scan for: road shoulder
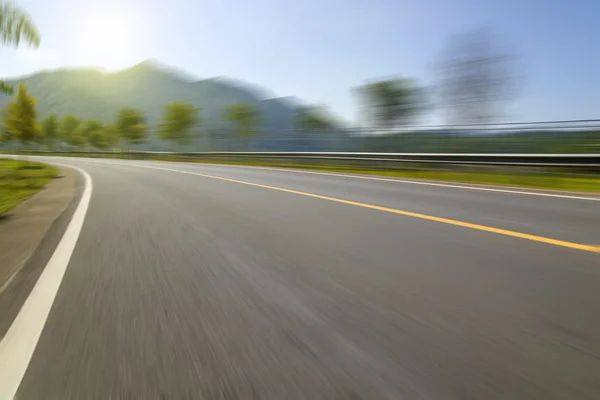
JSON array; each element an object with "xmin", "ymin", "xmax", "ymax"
[{"xmin": 0, "ymin": 166, "xmax": 79, "ymax": 339}]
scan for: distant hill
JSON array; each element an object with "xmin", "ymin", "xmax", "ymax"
[{"xmin": 0, "ymin": 60, "xmax": 332, "ymax": 147}]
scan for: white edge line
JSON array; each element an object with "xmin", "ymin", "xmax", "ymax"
[
  {"xmin": 137, "ymin": 159, "xmax": 600, "ymax": 202},
  {"xmin": 40, "ymin": 156, "xmax": 600, "ymax": 201},
  {"xmin": 0, "ymin": 164, "xmax": 92, "ymax": 400}
]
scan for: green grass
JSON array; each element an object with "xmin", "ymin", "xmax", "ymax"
[{"xmin": 0, "ymin": 159, "xmax": 58, "ymax": 214}]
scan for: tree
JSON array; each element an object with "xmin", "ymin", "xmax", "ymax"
[
  {"xmin": 2, "ymin": 83, "xmax": 40, "ymax": 149},
  {"xmin": 41, "ymin": 114, "xmax": 59, "ymax": 149},
  {"xmin": 89, "ymin": 129, "xmax": 107, "ymax": 150},
  {"xmin": 158, "ymin": 101, "xmax": 201, "ymax": 147},
  {"xmin": 0, "ymin": 2, "xmax": 41, "ymax": 94},
  {"xmin": 102, "ymin": 124, "xmax": 120, "ymax": 151},
  {"xmin": 59, "ymin": 115, "xmax": 82, "ymax": 148},
  {"xmin": 33, "ymin": 123, "xmax": 45, "ymax": 148},
  {"xmin": 70, "ymin": 126, "xmax": 86, "ymax": 148},
  {"xmin": 357, "ymin": 78, "xmax": 425, "ymax": 133},
  {"xmin": 436, "ymin": 28, "xmax": 516, "ymax": 124},
  {"xmin": 115, "ymin": 108, "xmax": 147, "ymax": 148},
  {"xmin": 222, "ymin": 103, "xmax": 259, "ymax": 137},
  {"xmin": 294, "ymin": 106, "xmax": 332, "ymax": 133},
  {"xmin": 82, "ymin": 119, "xmax": 105, "ymax": 149}
]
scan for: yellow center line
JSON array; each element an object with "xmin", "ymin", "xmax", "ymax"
[{"xmin": 135, "ymin": 163, "xmax": 600, "ymax": 254}]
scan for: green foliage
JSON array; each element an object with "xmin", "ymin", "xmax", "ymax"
[
  {"xmin": 82, "ymin": 119, "xmax": 104, "ymax": 134},
  {"xmin": 295, "ymin": 106, "xmax": 332, "ymax": 133},
  {"xmin": 222, "ymin": 103, "xmax": 259, "ymax": 137},
  {"xmin": 357, "ymin": 130, "xmax": 600, "ymax": 154},
  {"xmin": 115, "ymin": 108, "xmax": 147, "ymax": 146},
  {"xmin": 358, "ymin": 78, "xmax": 425, "ymax": 130},
  {"xmin": 102, "ymin": 125, "xmax": 120, "ymax": 149},
  {"xmin": 0, "ymin": 81, "xmax": 13, "ymax": 95},
  {"xmin": 82, "ymin": 119, "xmax": 106, "ymax": 149},
  {"xmin": 41, "ymin": 114, "xmax": 58, "ymax": 147},
  {"xmin": 0, "ymin": 2, "xmax": 40, "ymax": 94},
  {"xmin": 71, "ymin": 127, "xmax": 86, "ymax": 147},
  {"xmin": 89, "ymin": 130, "xmax": 107, "ymax": 149},
  {"xmin": 59, "ymin": 115, "xmax": 82, "ymax": 147},
  {"xmin": 158, "ymin": 101, "xmax": 201, "ymax": 146},
  {"xmin": 0, "ymin": 63, "xmax": 306, "ymax": 143},
  {"xmin": 2, "ymin": 83, "xmax": 40, "ymax": 146}
]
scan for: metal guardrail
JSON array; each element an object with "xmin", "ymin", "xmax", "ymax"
[{"xmin": 18, "ymin": 151, "xmax": 600, "ymax": 168}]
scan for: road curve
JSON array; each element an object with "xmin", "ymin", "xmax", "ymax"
[{"xmin": 6, "ymin": 157, "xmax": 600, "ymax": 399}]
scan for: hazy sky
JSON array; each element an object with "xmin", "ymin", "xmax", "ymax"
[{"xmin": 1, "ymin": 0, "xmax": 598, "ymax": 124}]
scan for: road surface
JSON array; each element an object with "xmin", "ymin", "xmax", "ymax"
[{"xmin": 2, "ymin": 157, "xmax": 600, "ymax": 399}]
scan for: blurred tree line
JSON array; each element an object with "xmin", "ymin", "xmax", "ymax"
[
  {"xmin": 0, "ymin": 83, "xmax": 341, "ymax": 152},
  {"xmin": 355, "ymin": 28, "xmax": 518, "ymax": 131},
  {"xmin": 356, "ymin": 129, "xmax": 600, "ymax": 154}
]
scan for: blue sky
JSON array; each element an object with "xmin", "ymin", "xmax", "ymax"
[{"xmin": 1, "ymin": 0, "xmax": 598, "ymax": 124}]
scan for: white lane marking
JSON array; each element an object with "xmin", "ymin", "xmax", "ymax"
[
  {"xmin": 74, "ymin": 156, "xmax": 599, "ymax": 202},
  {"xmin": 0, "ymin": 164, "xmax": 92, "ymax": 400},
  {"xmin": 37, "ymin": 155, "xmax": 600, "ymax": 201},
  {"xmin": 175, "ymin": 162, "xmax": 600, "ymax": 201}
]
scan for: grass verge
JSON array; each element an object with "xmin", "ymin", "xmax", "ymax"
[{"xmin": 0, "ymin": 159, "xmax": 58, "ymax": 215}]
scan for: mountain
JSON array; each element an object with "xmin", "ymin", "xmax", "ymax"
[{"xmin": 0, "ymin": 60, "xmax": 343, "ymax": 150}]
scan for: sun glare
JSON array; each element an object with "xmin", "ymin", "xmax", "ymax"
[{"xmin": 78, "ymin": 9, "xmax": 138, "ymax": 71}]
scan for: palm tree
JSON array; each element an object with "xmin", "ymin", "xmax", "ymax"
[{"xmin": 0, "ymin": 2, "xmax": 41, "ymax": 94}]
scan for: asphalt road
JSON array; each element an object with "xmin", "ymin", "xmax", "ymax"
[{"xmin": 6, "ymin": 157, "xmax": 600, "ymax": 399}]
